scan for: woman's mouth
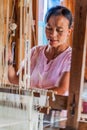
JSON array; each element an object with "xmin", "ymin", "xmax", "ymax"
[{"xmin": 49, "ymin": 39, "xmax": 59, "ymax": 43}]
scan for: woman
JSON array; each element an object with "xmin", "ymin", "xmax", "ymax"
[{"xmin": 8, "ymin": 5, "xmax": 73, "ymax": 96}]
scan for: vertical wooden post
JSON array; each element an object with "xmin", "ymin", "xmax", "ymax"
[
  {"xmin": 32, "ymin": 0, "xmax": 38, "ymax": 46},
  {"xmin": 0, "ymin": 0, "xmax": 4, "ymax": 82},
  {"xmin": 66, "ymin": 0, "xmax": 87, "ymax": 130}
]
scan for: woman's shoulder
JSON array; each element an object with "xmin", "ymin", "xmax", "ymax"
[
  {"xmin": 31, "ymin": 45, "xmax": 46, "ymax": 54},
  {"xmin": 64, "ymin": 46, "xmax": 72, "ymax": 56},
  {"xmin": 59, "ymin": 46, "xmax": 72, "ymax": 62},
  {"xmin": 66, "ymin": 46, "xmax": 72, "ymax": 52}
]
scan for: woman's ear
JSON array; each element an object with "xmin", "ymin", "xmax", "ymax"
[
  {"xmin": 68, "ymin": 25, "xmax": 73, "ymax": 36},
  {"xmin": 70, "ymin": 22, "xmax": 74, "ymax": 32},
  {"xmin": 67, "ymin": 29, "xmax": 72, "ymax": 36}
]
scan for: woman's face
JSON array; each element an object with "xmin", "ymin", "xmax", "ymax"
[{"xmin": 45, "ymin": 15, "xmax": 72, "ymax": 48}]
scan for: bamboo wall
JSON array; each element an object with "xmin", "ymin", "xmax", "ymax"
[
  {"xmin": 61, "ymin": 0, "xmax": 75, "ymax": 46},
  {"xmin": 61, "ymin": 0, "xmax": 75, "ymax": 15}
]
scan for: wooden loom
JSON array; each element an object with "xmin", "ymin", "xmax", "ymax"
[
  {"xmin": 0, "ymin": 0, "xmax": 87, "ymax": 130},
  {"xmin": 0, "ymin": 1, "xmax": 58, "ymax": 130}
]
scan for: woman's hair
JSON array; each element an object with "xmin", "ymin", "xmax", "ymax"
[{"xmin": 44, "ymin": 5, "xmax": 73, "ymax": 28}]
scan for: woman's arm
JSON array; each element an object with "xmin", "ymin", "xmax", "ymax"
[
  {"xmin": 8, "ymin": 46, "xmax": 19, "ymax": 85},
  {"xmin": 8, "ymin": 64, "xmax": 19, "ymax": 85},
  {"xmin": 48, "ymin": 72, "xmax": 70, "ymax": 95}
]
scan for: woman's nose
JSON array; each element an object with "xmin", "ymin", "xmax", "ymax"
[{"xmin": 50, "ymin": 29, "xmax": 58, "ymax": 37}]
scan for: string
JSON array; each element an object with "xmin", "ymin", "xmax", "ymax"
[
  {"xmin": 23, "ymin": 0, "xmax": 33, "ymax": 89},
  {"xmin": 38, "ymin": 90, "xmax": 47, "ymax": 130},
  {"xmin": 19, "ymin": 0, "xmax": 23, "ymax": 88},
  {"xmin": 0, "ymin": 0, "xmax": 4, "ymax": 84}
]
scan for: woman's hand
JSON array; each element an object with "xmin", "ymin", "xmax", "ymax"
[{"xmin": 48, "ymin": 72, "xmax": 70, "ymax": 95}]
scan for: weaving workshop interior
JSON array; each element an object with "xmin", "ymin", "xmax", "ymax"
[{"xmin": 0, "ymin": 0, "xmax": 87, "ymax": 130}]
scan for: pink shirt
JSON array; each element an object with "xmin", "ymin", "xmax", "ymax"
[{"xmin": 30, "ymin": 45, "xmax": 72, "ymax": 93}]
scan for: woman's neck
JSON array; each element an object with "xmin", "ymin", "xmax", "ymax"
[{"xmin": 45, "ymin": 44, "xmax": 69, "ymax": 63}]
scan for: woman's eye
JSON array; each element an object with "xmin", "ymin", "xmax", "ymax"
[
  {"xmin": 56, "ymin": 29, "xmax": 63, "ymax": 33},
  {"xmin": 48, "ymin": 28, "xmax": 52, "ymax": 31},
  {"xmin": 46, "ymin": 26, "xmax": 52, "ymax": 31}
]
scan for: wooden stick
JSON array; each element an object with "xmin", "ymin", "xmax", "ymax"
[
  {"xmin": 19, "ymin": 0, "xmax": 23, "ymax": 87},
  {"xmin": 3, "ymin": 0, "xmax": 9, "ymax": 84},
  {"xmin": 0, "ymin": 0, "xmax": 4, "ymax": 83}
]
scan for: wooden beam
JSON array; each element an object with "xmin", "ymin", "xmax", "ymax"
[
  {"xmin": 32, "ymin": 0, "xmax": 38, "ymax": 46},
  {"xmin": 66, "ymin": 0, "xmax": 87, "ymax": 130},
  {"xmin": 49, "ymin": 95, "xmax": 68, "ymax": 110},
  {"xmin": 0, "ymin": 85, "xmax": 68, "ymax": 110},
  {"xmin": 78, "ymin": 122, "xmax": 87, "ymax": 130}
]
